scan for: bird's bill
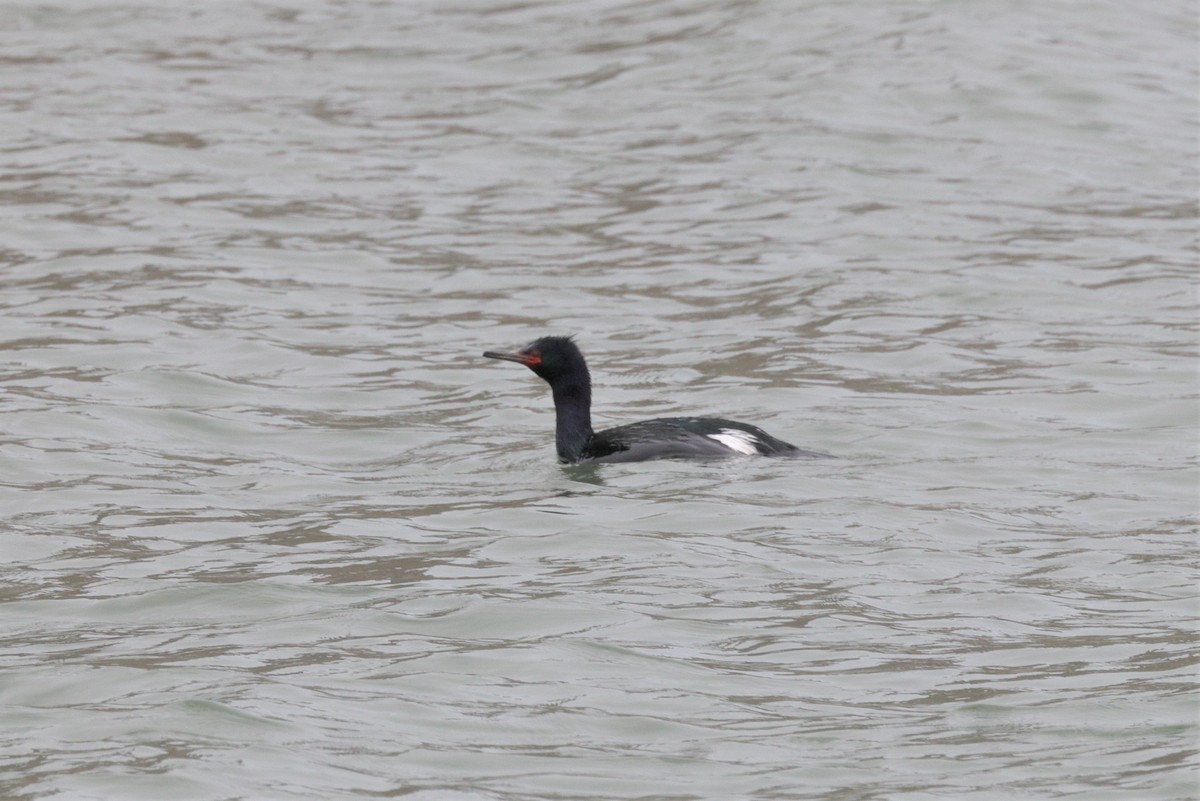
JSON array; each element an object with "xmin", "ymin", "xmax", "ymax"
[{"xmin": 483, "ymin": 350, "xmax": 541, "ymax": 366}]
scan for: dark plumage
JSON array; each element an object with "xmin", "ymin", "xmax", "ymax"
[{"xmin": 482, "ymin": 335, "xmax": 830, "ymax": 464}]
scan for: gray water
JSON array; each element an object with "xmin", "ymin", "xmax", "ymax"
[{"xmin": 1, "ymin": 1, "xmax": 1196, "ymax": 799}]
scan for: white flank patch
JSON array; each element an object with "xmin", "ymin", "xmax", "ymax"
[{"xmin": 707, "ymin": 428, "xmax": 760, "ymax": 455}]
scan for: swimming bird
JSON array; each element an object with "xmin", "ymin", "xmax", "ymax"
[{"xmin": 482, "ymin": 335, "xmax": 829, "ymax": 464}]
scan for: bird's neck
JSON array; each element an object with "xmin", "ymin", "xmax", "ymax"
[{"xmin": 551, "ymin": 380, "xmax": 593, "ymax": 463}]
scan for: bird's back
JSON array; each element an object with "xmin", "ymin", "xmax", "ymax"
[{"xmin": 577, "ymin": 417, "xmax": 830, "ymax": 464}]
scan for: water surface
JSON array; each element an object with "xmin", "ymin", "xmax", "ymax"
[{"xmin": 1, "ymin": 1, "xmax": 1196, "ymax": 799}]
